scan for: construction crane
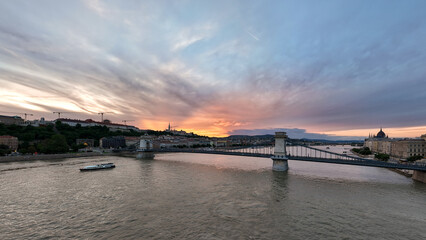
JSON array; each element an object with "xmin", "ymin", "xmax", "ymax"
[
  {"xmin": 1, "ymin": 112, "xmax": 33, "ymax": 121},
  {"xmin": 122, "ymin": 120, "xmax": 135, "ymax": 126},
  {"xmin": 53, "ymin": 112, "xmax": 75, "ymax": 119},
  {"xmin": 98, "ymin": 112, "xmax": 113, "ymax": 122}
]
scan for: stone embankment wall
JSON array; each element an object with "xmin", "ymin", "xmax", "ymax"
[
  {"xmin": 412, "ymin": 170, "xmax": 426, "ymax": 183},
  {"xmin": 0, "ymin": 152, "xmax": 111, "ymax": 163}
]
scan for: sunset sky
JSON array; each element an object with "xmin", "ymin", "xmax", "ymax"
[{"xmin": 1, "ymin": 0, "xmax": 426, "ymax": 139}]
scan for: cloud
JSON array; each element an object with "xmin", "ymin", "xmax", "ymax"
[
  {"xmin": 0, "ymin": 0, "xmax": 426, "ymax": 137},
  {"xmin": 84, "ymin": 0, "xmax": 108, "ymax": 16}
]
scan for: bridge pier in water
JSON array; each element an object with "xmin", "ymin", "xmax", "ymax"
[
  {"xmin": 271, "ymin": 132, "xmax": 289, "ymax": 171},
  {"xmin": 136, "ymin": 135, "xmax": 155, "ymax": 160}
]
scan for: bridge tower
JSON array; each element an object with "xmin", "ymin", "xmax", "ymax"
[
  {"xmin": 136, "ymin": 134, "xmax": 155, "ymax": 159},
  {"xmin": 271, "ymin": 132, "xmax": 289, "ymax": 171}
]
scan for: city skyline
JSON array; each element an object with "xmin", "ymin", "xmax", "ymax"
[{"xmin": 1, "ymin": 0, "xmax": 426, "ymax": 138}]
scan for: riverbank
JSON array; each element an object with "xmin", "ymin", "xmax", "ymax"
[
  {"xmin": 0, "ymin": 152, "xmax": 114, "ymax": 163},
  {"xmin": 350, "ymin": 149, "xmax": 416, "ymax": 178},
  {"xmin": 350, "ymin": 149, "xmax": 373, "ymax": 159}
]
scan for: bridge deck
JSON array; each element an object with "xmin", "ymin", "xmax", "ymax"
[{"xmin": 154, "ymin": 148, "xmax": 426, "ymax": 171}]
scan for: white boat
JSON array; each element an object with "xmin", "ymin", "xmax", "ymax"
[{"xmin": 80, "ymin": 163, "xmax": 115, "ymax": 171}]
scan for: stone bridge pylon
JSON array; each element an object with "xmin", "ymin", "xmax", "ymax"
[
  {"xmin": 271, "ymin": 132, "xmax": 289, "ymax": 171},
  {"xmin": 136, "ymin": 134, "xmax": 155, "ymax": 159}
]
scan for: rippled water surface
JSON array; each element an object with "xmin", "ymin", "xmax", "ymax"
[{"xmin": 1, "ymin": 151, "xmax": 426, "ymax": 239}]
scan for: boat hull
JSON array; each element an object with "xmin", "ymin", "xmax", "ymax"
[
  {"xmin": 80, "ymin": 163, "xmax": 115, "ymax": 171},
  {"xmin": 80, "ymin": 166, "xmax": 115, "ymax": 171}
]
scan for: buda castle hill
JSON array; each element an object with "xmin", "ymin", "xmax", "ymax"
[{"xmin": 365, "ymin": 128, "xmax": 426, "ymax": 159}]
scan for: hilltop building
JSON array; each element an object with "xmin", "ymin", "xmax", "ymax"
[
  {"xmin": 56, "ymin": 118, "xmax": 140, "ymax": 132},
  {"xmin": 0, "ymin": 115, "xmax": 24, "ymax": 125},
  {"xmin": 164, "ymin": 122, "xmax": 194, "ymax": 136},
  {"xmin": 28, "ymin": 117, "xmax": 53, "ymax": 127},
  {"xmin": 364, "ymin": 128, "xmax": 426, "ymax": 159}
]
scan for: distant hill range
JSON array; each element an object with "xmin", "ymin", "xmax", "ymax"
[{"xmin": 227, "ymin": 134, "xmax": 363, "ymax": 144}]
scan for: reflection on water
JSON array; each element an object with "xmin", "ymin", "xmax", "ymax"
[{"xmin": 1, "ymin": 153, "xmax": 425, "ymax": 239}]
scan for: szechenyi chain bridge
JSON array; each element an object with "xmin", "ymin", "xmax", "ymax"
[{"xmin": 136, "ymin": 132, "xmax": 426, "ymax": 182}]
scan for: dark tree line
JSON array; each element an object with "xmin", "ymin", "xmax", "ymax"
[
  {"xmin": 352, "ymin": 147, "xmax": 372, "ymax": 155},
  {"xmin": 0, "ymin": 122, "xmax": 142, "ymax": 154},
  {"xmin": 0, "ymin": 121, "xmax": 205, "ymax": 154}
]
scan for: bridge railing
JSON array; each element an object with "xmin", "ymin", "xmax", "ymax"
[
  {"xmin": 154, "ymin": 145, "xmax": 275, "ymax": 156},
  {"xmin": 148, "ymin": 145, "xmax": 426, "ymax": 170},
  {"xmin": 286, "ymin": 144, "xmax": 426, "ymax": 169},
  {"xmin": 287, "ymin": 145, "xmax": 365, "ymax": 161}
]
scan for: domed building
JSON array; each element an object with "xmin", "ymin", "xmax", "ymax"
[
  {"xmin": 376, "ymin": 128, "xmax": 386, "ymax": 138},
  {"xmin": 365, "ymin": 128, "xmax": 391, "ymax": 154},
  {"xmin": 367, "ymin": 127, "xmax": 388, "ymax": 139},
  {"xmin": 365, "ymin": 128, "xmax": 426, "ymax": 160}
]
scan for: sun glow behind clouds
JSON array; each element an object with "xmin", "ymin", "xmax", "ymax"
[{"xmin": 0, "ymin": 83, "xmax": 82, "ymax": 112}]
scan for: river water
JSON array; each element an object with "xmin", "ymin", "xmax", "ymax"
[{"xmin": 1, "ymin": 149, "xmax": 425, "ymax": 239}]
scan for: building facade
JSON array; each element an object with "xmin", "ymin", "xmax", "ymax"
[
  {"xmin": 100, "ymin": 136, "xmax": 126, "ymax": 149},
  {"xmin": 391, "ymin": 139, "xmax": 426, "ymax": 159},
  {"xmin": 0, "ymin": 135, "xmax": 19, "ymax": 151},
  {"xmin": 364, "ymin": 129, "xmax": 426, "ymax": 159},
  {"xmin": 124, "ymin": 136, "xmax": 140, "ymax": 147}
]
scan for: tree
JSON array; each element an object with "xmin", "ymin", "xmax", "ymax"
[
  {"xmin": 0, "ymin": 144, "xmax": 11, "ymax": 156},
  {"xmin": 352, "ymin": 147, "xmax": 372, "ymax": 155},
  {"xmin": 71, "ymin": 143, "xmax": 86, "ymax": 152},
  {"xmin": 375, "ymin": 153, "xmax": 390, "ymax": 161},
  {"xmin": 407, "ymin": 155, "xmax": 423, "ymax": 162},
  {"xmin": 38, "ymin": 134, "xmax": 69, "ymax": 154}
]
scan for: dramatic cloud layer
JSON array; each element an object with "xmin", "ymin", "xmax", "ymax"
[{"xmin": 1, "ymin": 0, "xmax": 426, "ymax": 138}]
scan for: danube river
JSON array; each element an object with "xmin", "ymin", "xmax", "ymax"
[{"xmin": 1, "ymin": 150, "xmax": 426, "ymax": 239}]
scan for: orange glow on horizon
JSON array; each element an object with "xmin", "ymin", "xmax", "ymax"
[
  {"xmin": 139, "ymin": 118, "xmax": 231, "ymax": 137},
  {"xmin": 140, "ymin": 118, "xmax": 426, "ymax": 139}
]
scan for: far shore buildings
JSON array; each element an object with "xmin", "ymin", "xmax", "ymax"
[
  {"xmin": 100, "ymin": 136, "xmax": 126, "ymax": 149},
  {"xmin": 364, "ymin": 128, "xmax": 426, "ymax": 159}
]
